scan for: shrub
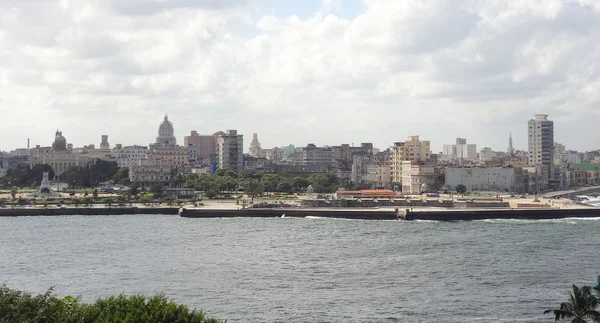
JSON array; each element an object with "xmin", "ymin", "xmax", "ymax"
[{"xmin": 0, "ymin": 286, "xmax": 222, "ymax": 323}]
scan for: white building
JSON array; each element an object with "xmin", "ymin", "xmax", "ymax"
[
  {"xmin": 302, "ymin": 144, "xmax": 333, "ymax": 166},
  {"xmin": 217, "ymin": 130, "xmax": 244, "ymax": 171},
  {"xmin": 442, "ymin": 138, "xmax": 477, "ymax": 162},
  {"xmin": 264, "ymin": 147, "xmax": 284, "ymax": 163},
  {"xmin": 117, "ymin": 146, "xmax": 149, "ymax": 168},
  {"xmin": 444, "ymin": 167, "xmax": 525, "ymax": 193},
  {"xmin": 479, "ymin": 147, "xmax": 495, "ymax": 162},
  {"xmin": 528, "ymin": 114, "xmax": 554, "ymax": 188},
  {"xmin": 528, "ymin": 114, "xmax": 554, "ymax": 167}
]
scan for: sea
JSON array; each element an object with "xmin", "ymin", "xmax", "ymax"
[{"xmin": 1, "ymin": 214, "xmax": 599, "ymax": 323}]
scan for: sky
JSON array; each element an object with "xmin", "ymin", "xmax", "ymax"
[{"xmin": 1, "ymin": 0, "xmax": 600, "ymax": 153}]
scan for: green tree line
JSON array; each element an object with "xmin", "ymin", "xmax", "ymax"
[
  {"xmin": 183, "ymin": 169, "xmax": 369, "ymax": 198},
  {"xmin": 0, "ymin": 285, "xmax": 221, "ymax": 323}
]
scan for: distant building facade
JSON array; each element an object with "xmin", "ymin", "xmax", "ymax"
[
  {"xmin": 391, "ymin": 136, "xmax": 432, "ymax": 189},
  {"xmin": 528, "ymin": 114, "xmax": 554, "ymax": 189},
  {"xmin": 217, "ymin": 130, "xmax": 244, "ymax": 171}
]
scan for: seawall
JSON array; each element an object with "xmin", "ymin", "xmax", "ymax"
[
  {"xmin": 179, "ymin": 208, "xmax": 400, "ymax": 220},
  {"xmin": 0, "ymin": 207, "xmax": 180, "ymax": 217},
  {"xmin": 403, "ymin": 208, "xmax": 600, "ymax": 221}
]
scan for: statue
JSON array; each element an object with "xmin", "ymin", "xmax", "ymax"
[{"xmin": 33, "ymin": 172, "xmax": 61, "ymax": 198}]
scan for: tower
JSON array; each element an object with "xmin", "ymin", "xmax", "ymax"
[
  {"xmin": 508, "ymin": 133, "xmax": 514, "ymax": 155},
  {"xmin": 100, "ymin": 135, "xmax": 110, "ymax": 150},
  {"xmin": 249, "ymin": 133, "xmax": 261, "ymax": 157}
]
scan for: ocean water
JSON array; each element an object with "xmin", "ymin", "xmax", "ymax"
[{"xmin": 1, "ymin": 215, "xmax": 599, "ymax": 322}]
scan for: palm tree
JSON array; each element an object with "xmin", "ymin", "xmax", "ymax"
[{"xmin": 545, "ymin": 284, "xmax": 600, "ymax": 322}]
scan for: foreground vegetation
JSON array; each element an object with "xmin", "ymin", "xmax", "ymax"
[
  {"xmin": 0, "ymin": 286, "xmax": 222, "ymax": 323},
  {"xmin": 545, "ymin": 284, "xmax": 600, "ymax": 322}
]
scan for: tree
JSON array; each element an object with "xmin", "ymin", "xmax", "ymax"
[
  {"xmin": 291, "ymin": 177, "xmax": 309, "ymax": 192},
  {"xmin": 113, "ymin": 167, "xmax": 130, "ymax": 185},
  {"xmin": 129, "ymin": 183, "xmax": 140, "ymax": 197},
  {"xmin": 204, "ymin": 188, "xmax": 219, "ymax": 199},
  {"xmin": 72, "ymin": 198, "xmax": 81, "ymax": 208},
  {"xmin": 276, "ymin": 181, "xmax": 293, "ymax": 194},
  {"xmin": 104, "ymin": 197, "xmax": 115, "ymax": 208},
  {"xmin": 0, "ymin": 286, "xmax": 222, "ymax": 323},
  {"xmin": 260, "ymin": 174, "xmax": 281, "ymax": 192},
  {"xmin": 239, "ymin": 169, "xmax": 262, "ymax": 180},
  {"xmin": 150, "ymin": 184, "xmax": 164, "ymax": 198},
  {"xmin": 455, "ymin": 184, "xmax": 467, "ymax": 195},
  {"xmin": 84, "ymin": 197, "xmax": 94, "ymax": 207},
  {"xmin": 244, "ymin": 179, "xmax": 264, "ymax": 203},
  {"xmin": 544, "ymin": 284, "xmax": 600, "ymax": 323}
]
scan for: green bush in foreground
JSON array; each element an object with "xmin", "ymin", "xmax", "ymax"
[{"xmin": 0, "ymin": 285, "xmax": 223, "ymax": 323}]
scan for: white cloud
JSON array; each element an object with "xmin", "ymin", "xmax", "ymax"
[{"xmin": 0, "ymin": 0, "xmax": 599, "ymax": 153}]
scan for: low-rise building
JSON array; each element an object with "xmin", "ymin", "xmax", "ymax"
[
  {"xmin": 444, "ymin": 166, "xmax": 527, "ymax": 193},
  {"xmin": 401, "ymin": 161, "xmax": 436, "ymax": 194}
]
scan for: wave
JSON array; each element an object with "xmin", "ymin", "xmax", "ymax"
[{"xmin": 477, "ymin": 217, "xmax": 600, "ymax": 224}]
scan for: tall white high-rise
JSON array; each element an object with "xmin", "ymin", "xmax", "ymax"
[{"xmin": 527, "ymin": 114, "xmax": 554, "ymax": 167}]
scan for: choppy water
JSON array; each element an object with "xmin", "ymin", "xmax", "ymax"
[{"xmin": 1, "ymin": 215, "xmax": 599, "ymax": 322}]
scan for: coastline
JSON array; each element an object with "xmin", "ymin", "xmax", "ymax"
[{"xmin": 1, "ymin": 197, "xmax": 598, "ymax": 221}]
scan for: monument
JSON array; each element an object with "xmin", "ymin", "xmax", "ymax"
[{"xmin": 33, "ymin": 172, "xmax": 61, "ymax": 198}]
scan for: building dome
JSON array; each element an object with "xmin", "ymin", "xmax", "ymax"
[
  {"xmin": 156, "ymin": 115, "xmax": 177, "ymax": 146},
  {"xmin": 159, "ymin": 115, "xmax": 174, "ymax": 137},
  {"xmin": 52, "ymin": 130, "xmax": 67, "ymax": 151}
]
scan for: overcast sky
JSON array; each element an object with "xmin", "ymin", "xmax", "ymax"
[{"xmin": 1, "ymin": 0, "xmax": 599, "ymax": 153}]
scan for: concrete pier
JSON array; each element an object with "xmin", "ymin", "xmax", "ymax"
[
  {"xmin": 0, "ymin": 207, "xmax": 179, "ymax": 217},
  {"xmin": 402, "ymin": 208, "xmax": 600, "ymax": 221},
  {"xmin": 179, "ymin": 208, "xmax": 400, "ymax": 220}
]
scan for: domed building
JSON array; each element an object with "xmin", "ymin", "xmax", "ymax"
[
  {"xmin": 156, "ymin": 115, "xmax": 177, "ymax": 147},
  {"xmin": 29, "ymin": 130, "xmax": 93, "ymax": 177},
  {"xmin": 52, "ymin": 130, "xmax": 68, "ymax": 151},
  {"xmin": 129, "ymin": 115, "xmax": 191, "ymax": 189}
]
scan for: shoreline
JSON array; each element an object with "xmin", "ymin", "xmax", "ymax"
[{"xmin": 1, "ymin": 205, "xmax": 599, "ymax": 221}]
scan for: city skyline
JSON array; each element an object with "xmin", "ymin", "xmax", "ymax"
[
  {"xmin": 1, "ymin": 1, "xmax": 600, "ymax": 151},
  {"xmin": 0, "ymin": 113, "xmax": 588, "ymax": 155}
]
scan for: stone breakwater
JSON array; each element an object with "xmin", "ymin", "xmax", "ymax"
[
  {"xmin": 179, "ymin": 208, "xmax": 400, "ymax": 220},
  {"xmin": 2, "ymin": 205, "xmax": 599, "ymax": 221},
  {"xmin": 402, "ymin": 208, "xmax": 600, "ymax": 221},
  {"xmin": 0, "ymin": 207, "xmax": 179, "ymax": 217}
]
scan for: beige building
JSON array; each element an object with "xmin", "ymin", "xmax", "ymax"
[
  {"xmin": 184, "ymin": 130, "xmax": 217, "ymax": 160},
  {"xmin": 367, "ymin": 164, "xmax": 391, "ymax": 189},
  {"xmin": 391, "ymin": 136, "xmax": 432, "ymax": 188},
  {"xmin": 401, "ymin": 160, "xmax": 436, "ymax": 194}
]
